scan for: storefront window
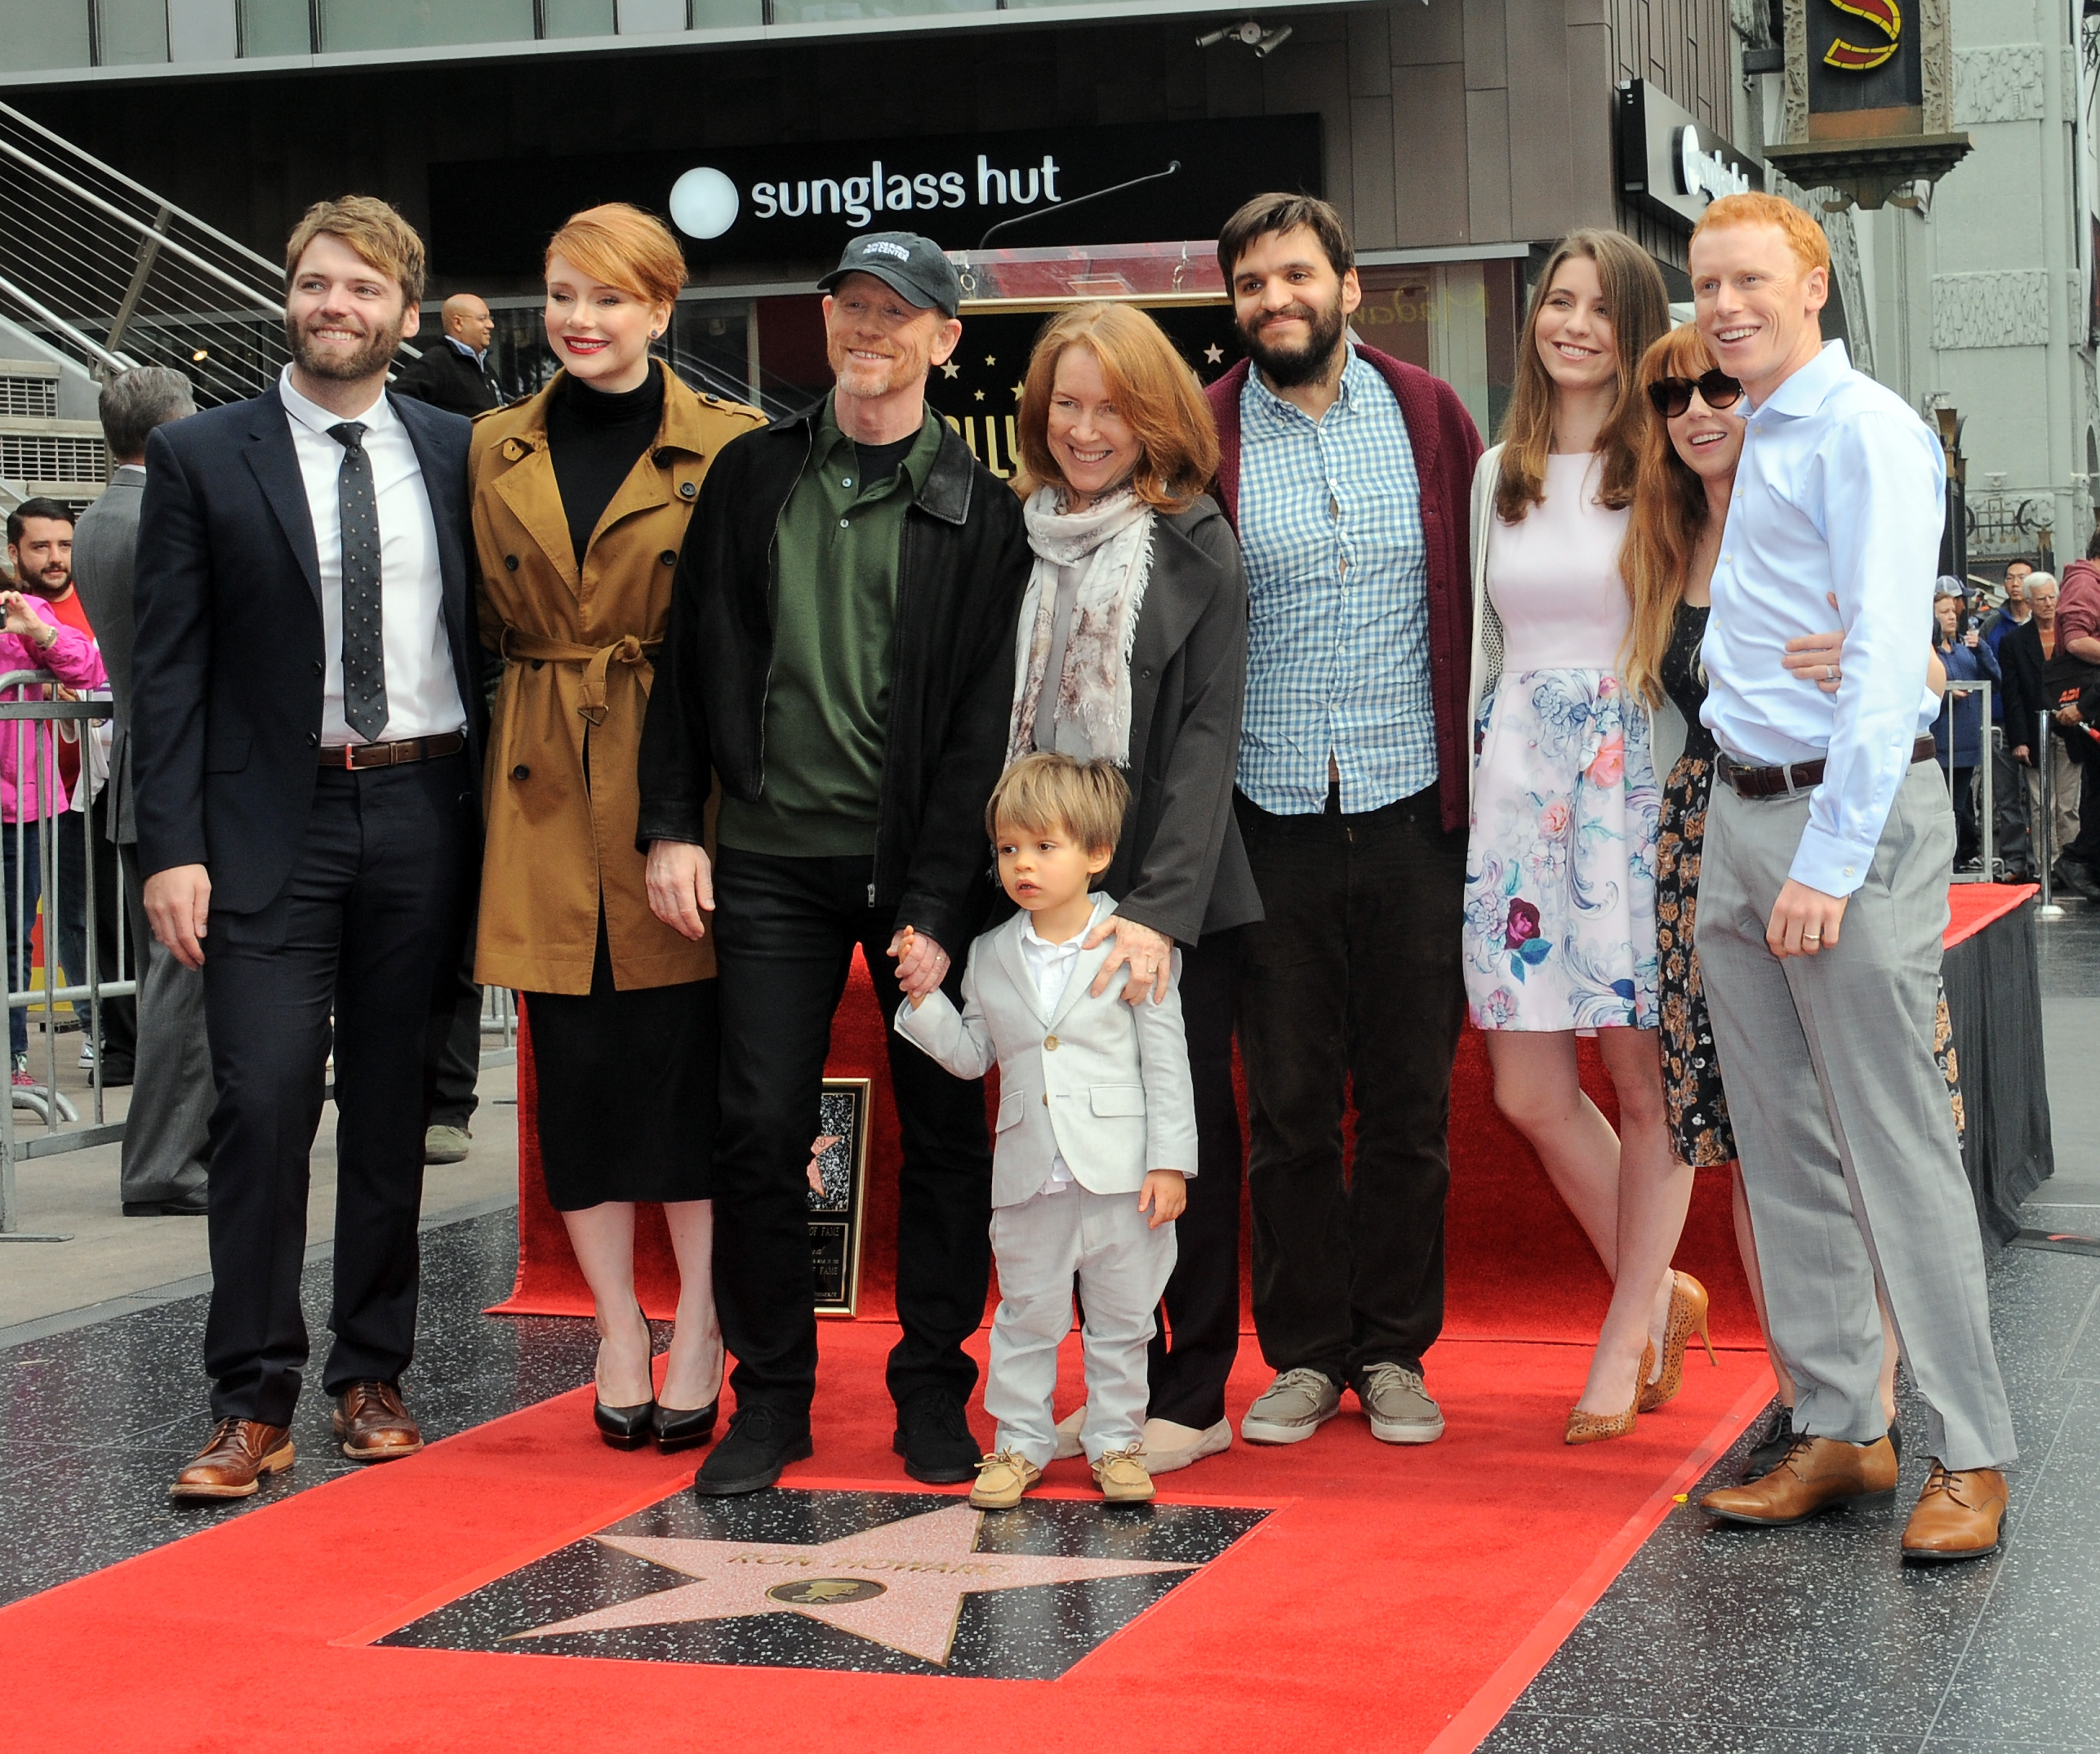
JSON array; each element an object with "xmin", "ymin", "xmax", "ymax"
[
  {"xmin": 1353, "ymin": 260, "xmax": 1521, "ymax": 445},
  {"xmin": 319, "ymin": 0, "xmax": 537, "ymax": 52},
  {"xmin": 771, "ymin": 0, "xmax": 997, "ymax": 19},
  {"xmin": 0, "ymin": 3, "xmax": 91, "ymax": 71},
  {"xmin": 239, "ymin": 0, "xmax": 314, "ymax": 56},
  {"xmin": 100, "ymin": 0, "xmax": 170, "ymax": 64},
  {"xmin": 546, "ymin": 0, "xmax": 616, "ymax": 33}
]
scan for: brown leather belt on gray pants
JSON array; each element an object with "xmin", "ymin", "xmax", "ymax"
[{"xmin": 1717, "ymin": 733, "xmax": 1938, "ymax": 800}]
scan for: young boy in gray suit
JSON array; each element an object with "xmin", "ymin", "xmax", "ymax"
[{"xmin": 896, "ymin": 753, "xmax": 1196, "ymax": 1508}]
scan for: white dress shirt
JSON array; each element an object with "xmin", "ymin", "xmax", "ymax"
[
  {"xmin": 278, "ymin": 366, "xmax": 464, "ymax": 747},
  {"xmin": 1700, "ymin": 341, "xmax": 1944, "ymax": 897},
  {"xmin": 1016, "ymin": 909, "xmax": 1092, "ymax": 1196}
]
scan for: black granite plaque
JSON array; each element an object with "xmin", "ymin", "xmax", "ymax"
[{"xmin": 810, "ymin": 1079, "xmax": 870, "ymax": 1316}]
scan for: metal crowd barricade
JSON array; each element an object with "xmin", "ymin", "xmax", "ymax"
[
  {"xmin": 0, "ymin": 670, "xmax": 134, "ymax": 1242},
  {"xmin": 1938, "ymin": 677, "xmax": 1994, "ymax": 884}
]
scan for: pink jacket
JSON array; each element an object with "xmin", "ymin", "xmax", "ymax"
[{"xmin": 1, "ymin": 605, "xmax": 107, "ymax": 824}]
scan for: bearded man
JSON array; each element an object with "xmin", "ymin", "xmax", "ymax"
[
  {"xmin": 640, "ymin": 232, "xmax": 1030, "ymax": 1495},
  {"xmin": 1200, "ymin": 194, "xmax": 1482, "ymax": 1452},
  {"xmin": 132, "ymin": 197, "xmax": 483, "ymax": 1501}
]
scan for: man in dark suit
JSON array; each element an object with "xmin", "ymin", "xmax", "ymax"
[
  {"xmin": 133, "ymin": 196, "xmax": 484, "ymax": 1501},
  {"xmin": 71, "ymin": 366, "xmax": 210, "ymax": 1215},
  {"xmin": 390, "ymin": 293, "xmax": 501, "ymax": 418}
]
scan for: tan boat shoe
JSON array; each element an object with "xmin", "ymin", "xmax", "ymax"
[
  {"xmin": 969, "ymin": 1449, "xmax": 1043, "ymax": 1510},
  {"xmin": 1091, "ymin": 1446, "xmax": 1156, "ymax": 1503}
]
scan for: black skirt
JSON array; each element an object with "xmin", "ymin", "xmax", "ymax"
[{"xmin": 524, "ymin": 917, "xmax": 718, "ymax": 1210}]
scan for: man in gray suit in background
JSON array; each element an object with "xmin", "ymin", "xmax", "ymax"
[{"xmin": 71, "ymin": 367, "xmax": 213, "ymax": 1217}]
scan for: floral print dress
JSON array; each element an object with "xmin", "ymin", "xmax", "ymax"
[{"xmin": 1465, "ymin": 453, "xmax": 1660, "ymax": 1032}]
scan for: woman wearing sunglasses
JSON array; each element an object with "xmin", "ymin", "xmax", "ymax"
[
  {"xmin": 1463, "ymin": 230, "xmax": 1680, "ymax": 1443},
  {"xmin": 1622, "ymin": 324, "xmax": 1961, "ymax": 1478}
]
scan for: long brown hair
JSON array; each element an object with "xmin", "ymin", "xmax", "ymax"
[
  {"xmin": 1621, "ymin": 326, "xmax": 1724, "ymax": 707},
  {"xmin": 1494, "ymin": 229, "xmax": 1669, "ymax": 524},
  {"xmin": 1015, "ymin": 302, "xmax": 1218, "ymax": 513}
]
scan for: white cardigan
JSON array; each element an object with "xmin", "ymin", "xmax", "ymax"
[{"xmin": 1463, "ymin": 442, "xmax": 1682, "ymax": 810}]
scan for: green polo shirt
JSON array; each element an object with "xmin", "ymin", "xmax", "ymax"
[{"xmin": 717, "ymin": 396, "xmax": 948, "ymax": 858}]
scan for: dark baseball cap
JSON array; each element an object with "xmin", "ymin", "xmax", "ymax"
[{"xmin": 817, "ymin": 232, "xmax": 963, "ymax": 318}]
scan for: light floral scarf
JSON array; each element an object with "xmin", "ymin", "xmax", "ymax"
[{"xmin": 1008, "ymin": 485, "xmax": 1156, "ymax": 766}]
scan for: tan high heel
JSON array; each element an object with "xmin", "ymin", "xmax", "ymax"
[
  {"xmin": 1565, "ymin": 1343, "xmax": 1654, "ymax": 1445},
  {"xmin": 1638, "ymin": 1271, "xmax": 1718, "ymax": 1413}
]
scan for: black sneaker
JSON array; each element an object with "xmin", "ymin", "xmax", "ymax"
[
  {"xmin": 691, "ymin": 1403, "xmax": 812, "ymax": 1497},
  {"xmin": 892, "ymin": 1389, "xmax": 981, "ymax": 1485}
]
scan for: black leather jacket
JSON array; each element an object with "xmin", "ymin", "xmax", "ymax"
[{"xmin": 637, "ymin": 396, "xmax": 1031, "ymax": 955}]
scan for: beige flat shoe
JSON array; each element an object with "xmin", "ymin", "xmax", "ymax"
[
  {"xmin": 1091, "ymin": 1446, "xmax": 1156, "ymax": 1503},
  {"xmin": 1139, "ymin": 1416, "xmax": 1232, "ymax": 1474},
  {"xmin": 969, "ymin": 1449, "xmax": 1043, "ymax": 1510}
]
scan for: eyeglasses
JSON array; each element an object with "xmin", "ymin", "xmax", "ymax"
[{"xmin": 1646, "ymin": 369, "xmax": 1744, "ymax": 420}]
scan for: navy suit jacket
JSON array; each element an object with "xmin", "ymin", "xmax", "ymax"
[{"xmin": 131, "ymin": 386, "xmax": 484, "ymax": 913}]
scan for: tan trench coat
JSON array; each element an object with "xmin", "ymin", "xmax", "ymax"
[{"xmin": 469, "ymin": 362, "xmax": 764, "ymax": 994}]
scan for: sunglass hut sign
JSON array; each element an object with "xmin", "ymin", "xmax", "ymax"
[{"xmin": 671, "ymin": 153, "xmax": 1065, "ymax": 241}]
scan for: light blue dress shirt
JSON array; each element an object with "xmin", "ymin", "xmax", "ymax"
[
  {"xmin": 1700, "ymin": 341, "xmax": 1944, "ymax": 898},
  {"xmin": 1236, "ymin": 346, "xmax": 1436, "ymax": 815}
]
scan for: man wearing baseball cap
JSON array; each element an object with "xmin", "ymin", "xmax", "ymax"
[{"xmin": 641, "ymin": 232, "xmax": 1030, "ymax": 1494}]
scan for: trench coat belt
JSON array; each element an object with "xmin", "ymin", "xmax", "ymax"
[{"xmin": 499, "ymin": 627, "xmax": 663, "ymax": 726}]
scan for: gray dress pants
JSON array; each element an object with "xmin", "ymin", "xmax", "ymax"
[
  {"xmin": 118, "ymin": 844, "xmax": 213, "ymax": 1205},
  {"xmin": 1697, "ymin": 762, "xmax": 2016, "ymax": 1472}
]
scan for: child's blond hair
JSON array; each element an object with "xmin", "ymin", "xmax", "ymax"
[{"xmin": 985, "ymin": 752, "xmax": 1129, "ymax": 855}]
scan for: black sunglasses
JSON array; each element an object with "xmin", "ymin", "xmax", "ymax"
[{"xmin": 1646, "ymin": 369, "xmax": 1745, "ymax": 419}]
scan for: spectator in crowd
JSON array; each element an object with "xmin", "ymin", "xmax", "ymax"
[
  {"xmin": 640, "ymin": 233, "xmax": 1031, "ymax": 1497},
  {"xmin": 72, "ymin": 367, "xmax": 216, "ymax": 1213},
  {"xmin": 1932, "ymin": 584, "xmax": 2001, "ymax": 868},
  {"xmin": 392, "ymin": 293, "xmax": 502, "ymax": 417},
  {"xmin": 1998, "ymin": 573, "xmax": 2080, "ymax": 879},
  {"xmin": 2050, "ymin": 529, "xmax": 2100, "ymax": 891},
  {"xmin": 1203, "ymin": 194, "xmax": 1482, "ymax": 1451},
  {"xmin": 1981, "ymin": 561, "xmax": 2035, "ymax": 879},
  {"xmin": 135, "ymin": 195, "xmax": 482, "ymax": 1502},
  {"xmin": 1, "ymin": 501, "xmax": 108, "ymax": 1087}
]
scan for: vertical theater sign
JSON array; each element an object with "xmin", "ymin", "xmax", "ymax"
[{"xmin": 1762, "ymin": 0, "xmax": 1971, "ymax": 208}]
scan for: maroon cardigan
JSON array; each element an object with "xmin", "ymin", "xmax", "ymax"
[{"xmin": 1206, "ymin": 346, "xmax": 1483, "ymax": 834}]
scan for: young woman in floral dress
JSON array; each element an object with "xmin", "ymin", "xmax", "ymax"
[{"xmin": 1463, "ymin": 229, "xmax": 1680, "ymax": 1442}]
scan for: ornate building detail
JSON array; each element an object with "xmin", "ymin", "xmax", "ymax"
[
  {"xmin": 1952, "ymin": 46, "xmax": 2048, "ymax": 124},
  {"xmin": 1930, "ymin": 272, "xmax": 2052, "ymax": 349},
  {"xmin": 1920, "ymin": 0, "xmax": 1955, "ymax": 132},
  {"xmin": 1823, "ymin": 210, "xmax": 1875, "ymax": 376},
  {"xmin": 1782, "ymin": 0, "xmax": 1809, "ymax": 143}
]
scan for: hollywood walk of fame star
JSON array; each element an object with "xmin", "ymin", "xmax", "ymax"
[
  {"xmin": 508, "ymin": 1502, "xmax": 1195, "ymax": 1666},
  {"xmin": 1204, "ymin": 344, "xmax": 1225, "ymax": 364},
  {"xmin": 941, "ymin": 361, "xmax": 961, "ymax": 378}
]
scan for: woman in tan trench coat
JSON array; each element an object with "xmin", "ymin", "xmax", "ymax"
[{"xmin": 471, "ymin": 204, "xmax": 763, "ymax": 1453}]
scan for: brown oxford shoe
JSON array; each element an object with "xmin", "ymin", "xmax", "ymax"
[
  {"xmin": 169, "ymin": 1418, "xmax": 294, "ymax": 1501},
  {"xmin": 333, "ymin": 1380, "xmax": 424, "ymax": 1463},
  {"xmin": 1901, "ymin": 1463, "xmax": 2008, "ymax": 1562},
  {"xmin": 1699, "ymin": 1432, "xmax": 1898, "ymax": 1526}
]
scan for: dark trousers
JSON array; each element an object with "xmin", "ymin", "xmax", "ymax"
[
  {"xmin": 1990, "ymin": 726, "xmax": 2032, "ymax": 878},
  {"xmin": 1947, "ymin": 762, "xmax": 1980, "ymax": 863},
  {"xmin": 1145, "ymin": 929, "xmax": 1243, "ymax": 1428},
  {"xmin": 1233, "ymin": 786, "xmax": 1466, "ymax": 1383},
  {"xmin": 429, "ymin": 902, "xmax": 482, "ymax": 1131},
  {"xmin": 2067, "ymin": 751, "xmax": 2100, "ymax": 867},
  {"xmin": 711, "ymin": 847, "xmax": 991, "ymax": 1419},
  {"xmin": 56, "ymin": 788, "xmax": 137, "ymax": 1063},
  {"xmin": 3, "ymin": 819, "xmax": 44, "ymax": 1062},
  {"xmin": 200, "ymin": 757, "xmax": 477, "ymax": 1425}
]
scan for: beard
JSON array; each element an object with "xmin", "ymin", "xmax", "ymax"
[
  {"xmin": 286, "ymin": 309, "xmax": 407, "ymax": 382},
  {"xmin": 20, "ymin": 565, "xmax": 71, "ymax": 599},
  {"xmin": 1237, "ymin": 297, "xmax": 1348, "ymax": 388}
]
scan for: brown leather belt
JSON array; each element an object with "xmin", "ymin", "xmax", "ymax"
[
  {"xmin": 1717, "ymin": 733, "xmax": 1937, "ymax": 799},
  {"xmin": 320, "ymin": 729, "xmax": 466, "ymax": 770}
]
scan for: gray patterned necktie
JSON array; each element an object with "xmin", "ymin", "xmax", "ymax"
[{"xmin": 329, "ymin": 420, "xmax": 388, "ymax": 741}]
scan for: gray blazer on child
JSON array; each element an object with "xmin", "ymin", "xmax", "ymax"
[{"xmin": 895, "ymin": 894, "xmax": 1198, "ymax": 1209}]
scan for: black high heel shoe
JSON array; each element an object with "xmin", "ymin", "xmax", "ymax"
[
  {"xmin": 651, "ymin": 1399, "xmax": 719, "ymax": 1454},
  {"xmin": 593, "ymin": 1305, "xmax": 657, "ymax": 1450}
]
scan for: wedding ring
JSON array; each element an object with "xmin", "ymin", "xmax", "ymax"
[
  {"xmin": 1825, "ymin": 665, "xmax": 1837, "ymax": 682},
  {"xmin": 1803, "ymin": 931, "xmax": 1822, "ymax": 943}
]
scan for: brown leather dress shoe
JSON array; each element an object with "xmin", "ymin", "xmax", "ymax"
[
  {"xmin": 1698, "ymin": 1432, "xmax": 1897, "ymax": 1526},
  {"xmin": 333, "ymin": 1381, "xmax": 424, "ymax": 1463},
  {"xmin": 1901, "ymin": 1463, "xmax": 2008, "ymax": 1562},
  {"xmin": 169, "ymin": 1418, "xmax": 294, "ymax": 1501}
]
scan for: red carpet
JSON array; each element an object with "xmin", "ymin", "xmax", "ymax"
[{"xmin": 0, "ymin": 1320, "xmax": 1771, "ymax": 1753}]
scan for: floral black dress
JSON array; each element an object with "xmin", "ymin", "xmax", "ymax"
[{"xmin": 1653, "ymin": 603, "xmax": 1964, "ymax": 1166}]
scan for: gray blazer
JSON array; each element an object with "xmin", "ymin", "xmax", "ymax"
[
  {"xmin": 1090, "ymin": 495, "xmax": 1262, "ymax": 946},
  {"xmin": 897, "ymin": 894, "xmax": 1199, "ymax": 1208},
  {"xmin": 70, "ymin": 463, "xmax": 145, "ymax": 844}
]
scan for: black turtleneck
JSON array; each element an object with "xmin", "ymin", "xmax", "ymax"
[{"xmin": 544, "ymin": 364, "xmax": 667, "ymax": 565}]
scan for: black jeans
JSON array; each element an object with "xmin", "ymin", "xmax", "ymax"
[
  {"xmin": 711, "ymin": 847, "xmax": 992, "ymax": 1419},
  {"xmin": 1144, "ymin": 929, "xmax": 1243, "ymax": 1428},
  {"xmin": 199, "ymin": 757, "xmax": 477, "ymax": 1425},
  {"xmin": 1990, "ymin": 726, "xmax": 2032, "ymax": 878},
  {"xmin": 1233, "ymin": 786, "xmax": 1466, "ymax": 1383}
]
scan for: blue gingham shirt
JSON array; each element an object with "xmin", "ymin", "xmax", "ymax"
[{"xmin": 1236, "ymin": 346, "xmax": 1436, "ymax": 815}]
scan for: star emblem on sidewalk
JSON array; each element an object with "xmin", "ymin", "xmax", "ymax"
[{"xmin": 511, "ymin": 1502, "xmax": 1196, "ymax": 1666}]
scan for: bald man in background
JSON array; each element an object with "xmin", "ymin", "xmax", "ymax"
[{"xmin": 393, "ymin": 294, "xmax": 502, "ymax": 418}]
